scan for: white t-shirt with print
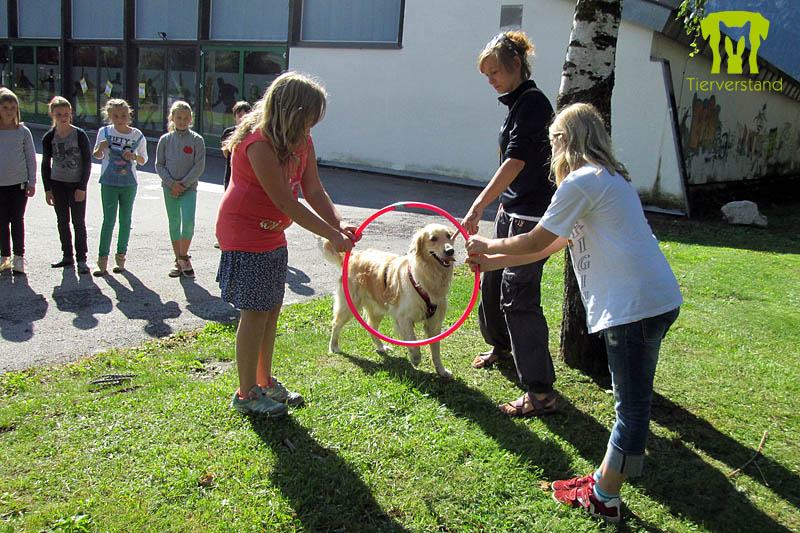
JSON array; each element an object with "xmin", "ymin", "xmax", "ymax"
[
  {"xmin": 539, "ymin": 164, "xmax": 682, "ymax": 333},
  {"xmin": 93, "ymin": 125, "xmax": 148, "ymax": 184}
]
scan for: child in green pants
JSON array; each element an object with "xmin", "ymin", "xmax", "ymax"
[
  {"xmin": 92, "ymin": 99, "xmax": 147, "ymax": 276},
  {"xmin": 155, "ymin": 101, "xmax": 206, "ymax": 278}
]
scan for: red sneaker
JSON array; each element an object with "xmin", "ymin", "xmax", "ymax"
[
  {"xmin": 551, "ymin": 473, "xmax": 595, "ymax": 491},
  {"xmin": 552, "ymin": 483, "xmax": 621, "ymax": 523}
]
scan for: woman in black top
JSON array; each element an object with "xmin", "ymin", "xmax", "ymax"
[{"xmin": 462, "ymin": 31, "xmax": 557, "ymax": 417}]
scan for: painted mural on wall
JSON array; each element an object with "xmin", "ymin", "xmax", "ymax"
[{"xmin": 679, "ymin": 92, "xmax": 800, "ymax": 185}]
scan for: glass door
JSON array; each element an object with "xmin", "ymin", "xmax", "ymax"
[
  {"xmin": 200, "ymin": 46, "xmax": 286, "ymax": 147},
  {"xmin": 71, "ymin": 46, "xmax": 98, "ymax": 127},
  {"xmin": 36, "ymin": 46, "xmax": 60, "ymax": 112},
  {"xmin": 201, "ymin": 48, "xmax": 240, "ymax": 145},
  {"xmin": 10, "ymin": 43, "xmax": 60, "ymax": 122},
  {"xmin": 1, "ymin": 45, "xmax": 11, "ymax": 91},
  {"xmin": 11, "ymin": 45, "xmax": 36, "ymax": 117},
  {"xmin": 167, "ymin": 48, "xmax": 198, "ymax": 112},
  {"xmin": 137, "ymin": 47, "xmax": 166, "ymax": 132}
]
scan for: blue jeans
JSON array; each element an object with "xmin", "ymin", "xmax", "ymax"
[{"xmin": 602, "ymin": 307, "xmax": 680, "ymax": 476}]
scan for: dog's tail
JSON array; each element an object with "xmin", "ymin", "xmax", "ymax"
[{"xmin": 319, "ymin": 238, "xmax": 345, "ymax": 266}]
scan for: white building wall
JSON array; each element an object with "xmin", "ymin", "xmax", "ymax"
[
  {"xmin": 289, "ymin": 0, "xmax": 686, "ymax": 210},
  {"xmin": 611, "ymin": 21, "xmax": 686, "ymax": 209}
]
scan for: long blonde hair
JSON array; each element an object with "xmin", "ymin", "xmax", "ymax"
[
  {"xmin": 477, "ymin": 30, "xmax": 535, "ymax": 81},
  {"xmin": 167, "ymin": 100, "xmax": 193, "ymax": 132},
  {"xmin": 0, "ymin": 87, "xmax": 21, "ymax": 127},
  {"xmin": 222, "ymin": 72, "xmax": 326, "ymax": 164},
  {"xmin": 549, "ymin": 103, "xmax": 630, "ymax": 186}
]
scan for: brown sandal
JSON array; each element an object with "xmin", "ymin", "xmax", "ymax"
[
  {"xmin": 497, "ymin": 392, "xmax": 557, "ymax": 417},
  {"xmin": 471, "ymin": 350, "xmax": 512, "ymax": 368}
]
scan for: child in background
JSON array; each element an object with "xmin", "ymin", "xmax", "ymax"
[
  {"xmin": 155, "ymin": 100, "xmax": 206, "ymax": 278},
  {"xmin": 0, "ymin": 87, "xmax": 36, "ymax": 275},
  {"xmin": 217, "ymin": 72, "xmax": 358, "ymax": 417},
  {"xmin": 92, "ymin": 98, "xmax": 148, "ymax": 276},
  {"xmin": 42, "ymin": 96, "xmax": 93, "ymax": 275},
  {"xmin": 221, "ymin": 100, "xmax": 252, "ymax": 190},
  {"xmin": 466, "ymin": 103, "xmax": 682, "ymax": 523}
]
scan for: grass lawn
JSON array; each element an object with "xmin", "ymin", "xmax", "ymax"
[{"xmin": 1, "ymin": 206, "xmax": 799, "ymax": 532}]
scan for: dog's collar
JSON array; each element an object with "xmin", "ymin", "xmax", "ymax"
[{"xmin": 408, "ymin": 263, "xmax": 437, "ymax": 319}]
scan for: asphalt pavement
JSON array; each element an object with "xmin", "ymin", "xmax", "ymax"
[{"xmin": 0, "ymin": 126, "xmax": 497, "ymax": 373}]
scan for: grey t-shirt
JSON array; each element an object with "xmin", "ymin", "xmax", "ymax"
[{"xmin": 50, "ymin": 128, "xmax": 83, "ymax": 183}]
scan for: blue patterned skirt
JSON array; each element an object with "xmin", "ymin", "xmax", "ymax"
[{"xmin": 216, "ymin": 247, "xmax": 288, "ymax": 311}]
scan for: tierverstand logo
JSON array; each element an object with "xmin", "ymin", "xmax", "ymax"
[
  {"xmin": 701, "ymin": 11, "xmax": 769, "ymax": 74},
  {"xmin": 687, "ymin": 11, "xmax": 782, "ymax": 93}
]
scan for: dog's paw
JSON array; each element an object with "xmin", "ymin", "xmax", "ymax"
[
  {"xmin": 436, "ymin": 368, "xmax": 453, "ymax": 380},
  {"xmin": 329, "ymin": 344, "xmax": 343, "ymax": 354},
  {"xmin": 409, "ymin": 352, "xmax": 422, "ymax": 366},
  {"xmin": 376, "ymin": 345, "xmax": 393, "ymax": 355}
]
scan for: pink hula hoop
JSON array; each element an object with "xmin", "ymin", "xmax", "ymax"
[{"xmin": 342, "ymin": 202, "xmax": 480, "ymax": 346}]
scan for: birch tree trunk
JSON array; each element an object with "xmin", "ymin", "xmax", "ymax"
[{"xmin": 557, "ymin": 0, "xmax": 624, "ymax": 377}]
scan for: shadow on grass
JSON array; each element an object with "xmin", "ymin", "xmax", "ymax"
[
  {"xmin": 248, "ymin": 415, "xmax": 408, "ymax": 532},
  {"xmin": 338, "ymin": 351, "xmax": 578, "ymax": 490},
  {"xmin": 535, "ymin": 371, "xmax": 794, "ymax": 533},
  {"xmin": 342, "ymin": 351, "xmax": 793, "ymax": 532}
]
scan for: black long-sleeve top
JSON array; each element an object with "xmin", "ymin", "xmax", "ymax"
[{"xmin": 497, "ymin": 79, "xmax": 556, "ymax": 218}]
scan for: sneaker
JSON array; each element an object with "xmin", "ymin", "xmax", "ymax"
[
  {"xmin": 231, "ymin": 386, "xmax": 288, "ymax": 417},
  {"xmin": 77, "ymin": 262, "xmax": 91, "ymax": 275},
  {"xmin": 552, "ymin": 483, "xmax": 621, "ymax": 523},
  {"xmin": 260, "ymin": 379, "xmax": 304, "ymax": 406},
  {"xmin": 551, "ymin": 473, "xmax": 596, "ymax": 492},
  {"xmin": 0, "ymin": 256, "xmax": 11, "ymax": 272},
  {"xmin": 12, "ymin": 256, "xmax": 25, "ymax": 274}
]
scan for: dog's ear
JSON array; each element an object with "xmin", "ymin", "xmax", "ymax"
[{"xmin": 410, "ymin": 227, "xmax": 428, "ymax": 258}]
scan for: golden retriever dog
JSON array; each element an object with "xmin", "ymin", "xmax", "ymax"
[{"xmin": 322, "ymin": 223, "xmax": 456, "ymax": 378}]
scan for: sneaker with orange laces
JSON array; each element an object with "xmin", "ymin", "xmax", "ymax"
[
  {"xmin": 551, "ymin": 472, "xmax": 596, "ymax": 491},
  {"xmin": 552, "ymin": 483, "xmax": 621, "ymax": 523}
]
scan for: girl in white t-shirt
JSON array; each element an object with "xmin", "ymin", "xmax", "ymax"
[
  {"xmin": 92, "ymin": 99, "xmax": 148, "ymax": 275},
  {"xmin": 466, "ymin": 103, "xmax": 682, "ymax": 524}
]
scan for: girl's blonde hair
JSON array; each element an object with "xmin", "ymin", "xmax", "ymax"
[
  {"xmin": 223, "ymin": 71, "xmax": 326, "ymax": 164},
  {"xmin": 478, "ymin": 30, "xmax": 535, "ymax": 80},
  {"xmin": 167, "ymin": 100, "xmax": 193, "ymax": 132},
  {"xmin": 48, "ymin": 96, "xmax": 72, "ymax": 126},
  {"xmin": 101, "ymin": 98, "xmax": 133, "ymax": 125},
  {"xmin": 0, "ymin": 87, "xmax": 21, "ymax": 127},
  {"xmin": 549, "ymin": 103, "xmax": 630, "ymax": 186}
]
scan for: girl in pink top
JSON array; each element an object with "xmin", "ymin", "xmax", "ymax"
[{"xmin": 216, "ymin": 72, "xmax": 358, "ymax": 417}]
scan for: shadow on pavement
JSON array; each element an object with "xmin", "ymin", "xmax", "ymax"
[
  {"xmin": 0, "ymin": 272, "xmax": 48, "ymax": 342},
  {"xmin": 52, "ymin": 267, "xmax": 113, "ymax": 329}
]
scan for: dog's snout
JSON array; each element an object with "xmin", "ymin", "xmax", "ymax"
[{"xmin": 444, "ymin": 245, "xmax": 455, "ymax": 257}]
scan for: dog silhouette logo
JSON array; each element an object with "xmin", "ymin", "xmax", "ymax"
[{"xmin": 700, "ymin": 11, "xmax": 769, "ymax": 74}]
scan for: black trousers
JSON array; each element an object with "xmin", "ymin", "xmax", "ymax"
[
  {"xmin": 477, "ymin": 208, "xmax": 556, "ymax": 394},
  {"xmin": 0, "ymin": 184, "xmax": 29, "ymax": 257},
  {"xmin": 50, "ymin": 181, "xmax": 88, "ymax": 262}
]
